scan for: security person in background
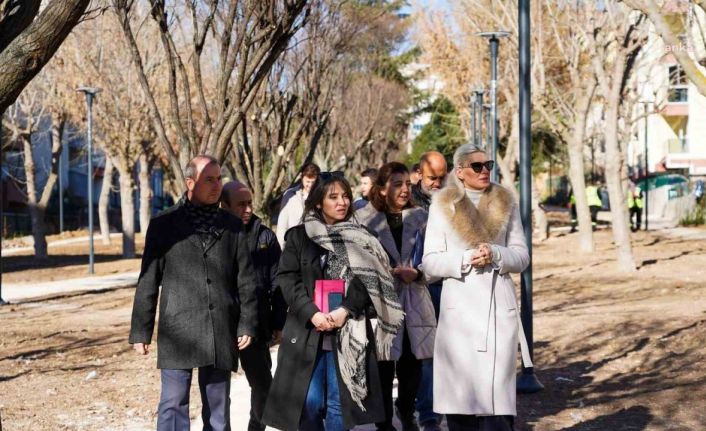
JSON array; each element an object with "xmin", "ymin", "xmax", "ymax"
[
  {"xmin": 221, "ymin": 180, "xmax": 286, "ymax": 431},
  {"xmin": 586, "ymin": 182, "xmax": 603, "ymax": 230},
  {"xmin": 129, "ymin": 155, "xmax": 258, "ymax": 431},
  {"xmin": 628, "ymin": 180, "xmax": 644, "ymax": 232}
]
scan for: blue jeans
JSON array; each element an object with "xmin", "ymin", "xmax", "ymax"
[{"xmin": 300, "ymin": 350, "xmax": 347, "ymax": 431}]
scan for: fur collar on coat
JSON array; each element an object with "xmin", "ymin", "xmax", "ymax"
[{"xmin": 432, "ymin": 180, "xmax": 515, "ymax": 247}]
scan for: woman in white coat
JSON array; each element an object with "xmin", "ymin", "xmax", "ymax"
[
  {"xmin": 356, "ymin": 161, "xmax": 437, "ymax": 431},
  {"xmin": 422, "ymin": 144, "xmax": 532, "ymax": 431}
]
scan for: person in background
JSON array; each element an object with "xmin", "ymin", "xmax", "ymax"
[
  {"xmin": 408, "ymin": 151, "xmax": 447, "ymax": 431},
  {"xmin": 422, "ymin": 144, "xmax": 532, "ymax": 431},
  {"xmin": 353, "ymin": 168, "xmax": 379, "ymax": 211},
  {"xmin": 410, "ymin": 152, "xmax": 447, "ymax": 212},
  {"xmin": 277, "ymin": 163, "xmax": 321, "ymax": 247},
  {"xmin": 410, "ymin": 163, "xmax": 421, "ymax": 186},
  {"xmin": 263, "ymin": 174, "xmax": 402, "ymax": 431},
  {"xmin": 627, "ymin": 180, "xmax": 644, "ymax": 232},
  {"xmin": 221, "ymin": 180, "xmax": 286, "ymax": 431},
  {"xmin": 357, "ymin": 162, "xmax": 437, "ymax": 431},
  {"xmin": 586, "ymin": 181, "xmax": 603, "ymax": 230},
  {"xmin": 129, "ymin": 155, "xmax": 258, "ymax": 431}
]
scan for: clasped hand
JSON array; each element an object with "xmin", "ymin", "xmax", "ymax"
[
  {"xmin": 311, "ymin": 308, "xmax": 349, "ymax": 332},
  {"xmin": 470, "ymin": 243, "xmax": 493, "ymax": 267},
  {"xmin": 392, "ymin": 265, "xmax": 418, "ymax": 284}
]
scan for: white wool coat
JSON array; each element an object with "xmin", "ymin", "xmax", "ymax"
[{"xmin": 422, "ymin": 182, "xmax": 532, "ymax": 416}]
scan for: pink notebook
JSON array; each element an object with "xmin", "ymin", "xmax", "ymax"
[{"xmin": 314, "ymin": 279, "xmax": 345, "ymax": 313}]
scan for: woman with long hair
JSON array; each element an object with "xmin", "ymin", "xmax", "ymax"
[
  {"xmin": 263, "ymin": 174, "xmax": 403, "ymax": 431},
  {"xmin": 422, "ymin": 144, "xmax": 532, "ymax": 431},
  {"xmin": 356, "ymin": 162, "xmax": 437, "ymax": 431}
]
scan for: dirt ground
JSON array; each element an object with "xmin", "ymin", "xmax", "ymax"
[{"xmin": 1, "ymin": 226, "xmax": 705, "ymax": 430}]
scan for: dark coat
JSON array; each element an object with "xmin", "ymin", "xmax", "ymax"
[
  {"xmin": 244, "ymin": 215, "xmax": 286, "ymax": 341},
  {"xmin": 411, "ymin": 182, "xmax": 432, "ymax": 212},
  {"xmin": 262, "ymin": 225, "xmax": 386, "ymax": 431},
  {"xmin": 128, "ymin": 201, "xmax": 259, "ymax": 371}
]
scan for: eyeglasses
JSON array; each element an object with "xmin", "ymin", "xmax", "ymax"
[
  {"xmin": 461, "ymin": 160, "xmax": 494, "ymax": 173},
  {"xmin": 319, "ymin": 171, "xmax": 345, "ymax": 180}
]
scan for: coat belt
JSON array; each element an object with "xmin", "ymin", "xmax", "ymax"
[{"xmin": 476, "ymin": 270, "xmax": 533, "ymax": 368}]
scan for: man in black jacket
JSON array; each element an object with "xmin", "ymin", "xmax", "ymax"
[
  {"xmin": 129, "ymin": 155, "xmax": 258, "ymax": 431},
  {"xmin": 221, "ymin": 181, "xmax": 285, "ymax": 431}
]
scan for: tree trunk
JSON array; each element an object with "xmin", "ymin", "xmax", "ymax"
[
  {"xmin": 98, "ymin": 155, "xmax": 114, "ymax": 245},
  {"xmin": 114, "ymin": 156, "xmax": 136, "ymax": 258},
  {"xmin": 22, "ymin": 134, "xmax": 47, "ymax": 258},
  {"xmin": 532, "ymin": 179, "xmax": 549, "ymax": 240},
  {"xmin": 567, "ymin": 84, "xmax": 595, "ymax": 252},
  {"xmin": 498, "ymin": 112, "xmax": 519, "ymax": 190},
  {"xmin": 604, "ymin": 98, "xmax": 636, "ymax": 272},
  {"xmin": 138, "ymin": 153, "xmax": 152, "ymax": 234},
  {"xmin": 0, "ymin": 0, "xmax": 91, "ymax": 111}
]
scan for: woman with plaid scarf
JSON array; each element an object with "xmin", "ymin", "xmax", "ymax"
[{"xmin": 263, "ymin": 175, "xmax": 404, "ymax": 431}]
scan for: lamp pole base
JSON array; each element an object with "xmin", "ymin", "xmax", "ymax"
[{"xmin": 517, "ymin": 367, "xmax": 544, "ymax": 394}]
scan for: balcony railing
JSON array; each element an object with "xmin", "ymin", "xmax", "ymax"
[{"xmin": 666, "ymin": 138, "xmax": 689, "ymax": 154}]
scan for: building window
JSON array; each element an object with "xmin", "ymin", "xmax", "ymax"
[{"xmin": 668, "ymin": 65, "xmax": 688, "ymax": 102}]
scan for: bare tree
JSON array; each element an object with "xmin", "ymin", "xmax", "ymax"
[
  {"xmin": 623, "ymin": 0, "xmax": 706, "ymax": 97},
  {"xmin": 0, "ymin": 0, "xmax": 91, "ymax": 111},
  {"xmin": 3, "ymin": 89, "xmax": 52, "ymax": 258},
  {"xmin": 534, "ymin": 1, "xmax": 598, "ymax": 251},
  {"xmin": 112, "ymin": 0, "xmax": 309, "ymax": 194},
  {"xmin": 228, "ymin": 1, "xmax": 411, "ymax": 219},
  {"xmin": 587, "ymin": 2, "xmax": 647, "ymax": 272},
  {"xmin": 98, "ymin": 154, "xmax": 114, "ymax": 244}
]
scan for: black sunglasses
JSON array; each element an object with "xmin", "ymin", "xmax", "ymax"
[
  {"xmin": 319, "ymin": 171, "xmax": 345, "ymax": 180},
  {"xmin": 462, "ymin": 160, "xmax": 495, "ymax": 173}
]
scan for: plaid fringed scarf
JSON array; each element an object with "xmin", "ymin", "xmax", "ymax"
[{"xmin": 304, "ymin": 215, "xmax": 404, "ymax": 410}]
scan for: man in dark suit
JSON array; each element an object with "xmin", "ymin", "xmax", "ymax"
[
  {"xmin": 129, "ymin": 155, "xmax": 259, "ymax": 431},
  {"xmin": 220, "ymin": 181, "xmax": 285, "ymax": 431}
]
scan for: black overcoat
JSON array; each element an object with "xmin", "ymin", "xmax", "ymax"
[
  {"xmin": 262, "ymin": 225, "xmax": 386, "ymax": 430},
  {"xmin": 128, "ymin": 201, "xmax": 259, "ymax": 371}
]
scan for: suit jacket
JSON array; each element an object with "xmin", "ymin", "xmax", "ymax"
[{"xmin": 128, "ymin": 200, "xmax": 259, "ymax": 371}]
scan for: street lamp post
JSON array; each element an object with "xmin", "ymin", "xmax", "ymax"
[
  {"xmin": 517, "ymin": 0, "xmax": 543, "ymax": 394},
  {"xmin": 484, "ymin": 104, "xmax": 492, "ymax": 152},
  {"xmin": 77, "ymin": 86, "xmax": 102, "ymax": 275},
  {"xmin": 477, "ymin": 30, "xmax": 510, "ymax": 183},
  {"xmin": 642, "ymin": 101, "xmax": 650, "ymax": 231},
  {"xmin": 470, "ymin": 88, "xmax": 477, "ymax": 146},
  {"xmin": 473, "ymin": 88, "xmax": 485, "ymax": 148}
]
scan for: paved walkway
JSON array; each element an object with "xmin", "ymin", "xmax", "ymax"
[
  {"xmin": 1, "ymin": 233, "xmax": 122, "ymax": 256},
  {"xmin": 192, "ymin": 349, "xmax": 422, "ymax": 430},
  {"xmin": 1, "ymin": 271, "xmax": 140, "ymax": 303}
]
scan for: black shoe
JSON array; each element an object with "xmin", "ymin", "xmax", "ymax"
[{"xmin": 395, "ymin": 404, "xmax": 420, "ymax": 431}]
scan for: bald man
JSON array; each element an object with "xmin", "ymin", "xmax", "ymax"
[
  {"xmin": 221, "ymin": 181, "xmax": 285, "ymax": 431},
  {"xmin": 411, "ymin": 151, "xmax": 448, "ymax": 211},
  {"xmin": 129, "ymin": 155, "xmax": 259, "ymax": 431},
  {"xmin": 411, "ymin": 151, "xmax": 447, "ymax": 431}
]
